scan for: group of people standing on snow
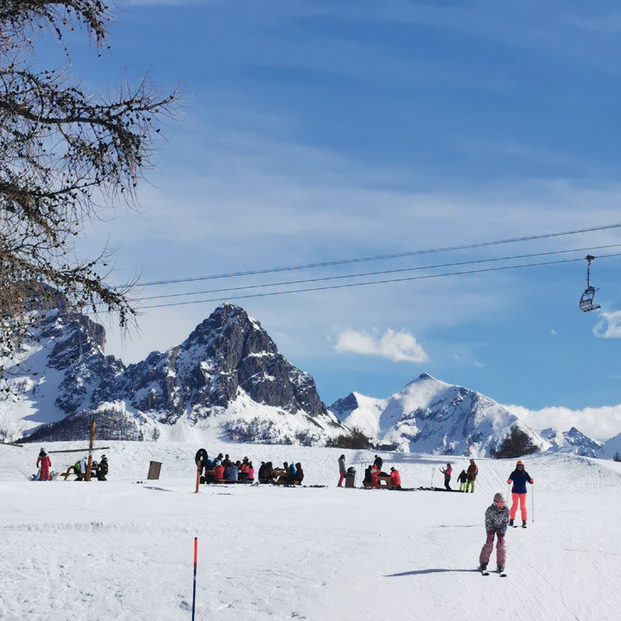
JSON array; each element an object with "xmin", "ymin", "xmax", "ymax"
[
  {"xmin": 456, "ymin": 459, "xmax": 479, "ymax": 492},
  {"xmin": 435, "ymin": 459, "xmax": 477, "ymax": 492}
]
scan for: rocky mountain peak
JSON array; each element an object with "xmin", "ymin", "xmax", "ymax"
[
  {"xmin": 540, "ymin": 426, "xmax": 601, "ymax": 457},
  {"xmin": 16, "ymin": 302, "xmax": 341, "ymax": 443},
  {"xmin": 328, "ymin": 393, "xmax": 360, "ymax": 419}
]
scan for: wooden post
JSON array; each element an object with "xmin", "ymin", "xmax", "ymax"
[
  {"xmin": 194, "ymin": 448, "xmax": 207, "ymax": 494},
  {"xmin": 195, "ymin": 461, "xmax": 201, "ymax": 493},
  {"xmin": 86, "ymin": 421, "xmax": 95, "ymax": 482}
]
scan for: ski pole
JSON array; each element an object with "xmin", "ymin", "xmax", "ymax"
[
  {"xmin": 531, "ymin": 483, "xmax": 535, "ymax": 523},
  {"xmin": 431, "ymin": 468, "xmax": 435, "ymax": 488},
  {"xmin": 192, "ymin": 537, "xmax": 198, "ymax": 621}
]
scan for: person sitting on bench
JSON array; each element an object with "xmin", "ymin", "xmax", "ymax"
[{"xmin": 96, "ymin": 455, "xmax": 108, "ymax": 481}]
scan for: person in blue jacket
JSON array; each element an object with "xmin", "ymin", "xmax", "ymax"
[{"xmin": 507, "ymin": 460, "xmax": 534, "ymax": 527}]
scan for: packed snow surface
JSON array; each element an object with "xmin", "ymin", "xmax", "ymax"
[{"xmin": 1, "ymin": 436, "xmax": 620, "ymax": 620}]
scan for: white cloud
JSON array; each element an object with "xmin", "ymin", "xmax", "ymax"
[
  {"xmin": 334, "ymin": 328, "xmax": 429, "ymax": 363},
  {"xmin": 504, "ymin": 403, "xmax": 621, "ymax": 443},
  {"xmin": 593, "ymin": 311, "xmax": 621, "ymax": 338}
]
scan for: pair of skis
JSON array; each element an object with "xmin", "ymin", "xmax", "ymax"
[{"xmin": 479, "ymin": 567, "xmax": 507, "ymax": 577}]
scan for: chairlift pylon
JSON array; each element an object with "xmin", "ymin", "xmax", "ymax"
[{"xmin": 578, "ymin": 254, "xmax": 601, "ymax": 312}]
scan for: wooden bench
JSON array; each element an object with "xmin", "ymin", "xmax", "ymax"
[
  {"xmin": 60, "ymin": 466, "xmax": 85, "ymax": 481},
  {"xmin": 202, "ymin": 468, "xmax": 255, "ymax": 485},
  {"xmin": 60, "ymin": 465, "xmax": 102, "ymax": 481}
]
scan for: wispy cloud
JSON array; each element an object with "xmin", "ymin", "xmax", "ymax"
[
  {"xmin": 335, "ymin": 328, "xmax": 429, "ymax": 363},
  {"xmin": 593, "ymin": 311, "xmax": 621, "ymax": 338}
]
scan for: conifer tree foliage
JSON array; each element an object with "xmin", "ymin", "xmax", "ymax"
[
  {"xmin": 0, "ymin": 1, "xmax": 176, "ymax": 391},
  {"xmin": 326, "ymin": 427, "xmax": 375, "ymax": 450},
  {"xmin": 490, "ymin": 425, "xmax": 540, "ymax": 459}
]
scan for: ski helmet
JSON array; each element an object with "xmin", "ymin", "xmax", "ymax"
[
  {"xmin": 493, "ymin": 492, "xmax": 505, "ymax": 503},
  {"xmin": 516, "ymin": 460, "xmax": 524, "ymax": 466}
]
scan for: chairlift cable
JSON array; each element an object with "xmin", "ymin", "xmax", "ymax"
[
  {"xmin": 134, "ymin": 250, "xmax": 621, "ymax": 310},
  {"xmin": 132, "ymin": 223, "xmax": 621, "ymax": 288},
  {"xmin": 134, "ymin": 243, "xmax": 621, "ymax": 302}
]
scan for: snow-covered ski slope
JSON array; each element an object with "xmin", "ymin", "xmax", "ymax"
[{"xmin": 1, "ymin": 438, "xmax": 620, "ymax": 621}]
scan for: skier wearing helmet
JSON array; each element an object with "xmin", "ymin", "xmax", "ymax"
[{"xmin": 507, "ymin": 460, "xmax": 534, "ymax": 528}]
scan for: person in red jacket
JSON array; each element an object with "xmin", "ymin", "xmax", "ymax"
[
  {"xmin": 370, "ymin": 462, "xmax": 380, "ymax": 488},
  {"xmin": 389, "ymin": 467, "xmax": 402, "ymax": 489},
  {"xmin": 36, "ymin": 449, "xmax": 51, "ymax": 481},
  {"xmin": 213, "ymin": 463, "xmax": 225, "ymax": 481}
]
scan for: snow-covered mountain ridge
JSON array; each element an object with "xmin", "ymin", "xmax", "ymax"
[
  {"xmin": 0, "ymin": 302, "xmax": 617, "ymax": 458},
  {"xmin": 328, "ymin": 374, "xmax": 609, "ymax": 459}
]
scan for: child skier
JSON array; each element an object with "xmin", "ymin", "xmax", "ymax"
[
  {"xmin": 458, "ymin": 469, "xmax": 468, "ymax": 492},
  {"xmin": 478, "ymin": 492, "xmax": 510, "ymax": 574}
]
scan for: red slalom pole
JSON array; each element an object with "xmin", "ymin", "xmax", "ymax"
[{"xmin": 192, "ymin": 537, "xmax": 198, "ymax": 620}]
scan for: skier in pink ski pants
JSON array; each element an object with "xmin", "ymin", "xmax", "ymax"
[
  {"xmin": 507, "ymin": 460, "xmax": 534, "ymax": 527},
  {"xmin": 478, "ymin": 492, "xmax": 510, "ymax": 573}
]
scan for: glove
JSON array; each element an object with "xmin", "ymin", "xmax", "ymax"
[
  {"xmin": 530, "ymin": 479, "xmax": 534, "ymax": 484},
  {"xmin": 506, "ymin": 479, "xmax": 511, "ymax": 484}
]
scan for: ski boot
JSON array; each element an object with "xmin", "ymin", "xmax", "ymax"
[
  {"xmin": 522, "ymin": 520, "xmax": 527, "ymax": 528},
  {"xmin": 509, "ymin": 519, "xmax": 514, "ymax": 527}
]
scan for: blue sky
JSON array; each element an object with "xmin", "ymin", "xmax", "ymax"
[{"xmin": 55, "ymin": 0, "xmax": 621, "ymax": 439}]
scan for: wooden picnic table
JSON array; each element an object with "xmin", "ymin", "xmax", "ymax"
[
  {"xmin": 60, "ymin": 464, "xmax": 100, "ymax": 481},
  {"xmin": 363, "ymin": 474, "xmax": 393, "ymax": 489}
]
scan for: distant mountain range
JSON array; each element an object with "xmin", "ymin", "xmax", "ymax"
[
  {"xmin": 328, "ymin": 375, "xmax": 620, "ymax": 458},
  {"xmin": 2, "ymin": 302, "xmax": 620, "ymax": 459}
]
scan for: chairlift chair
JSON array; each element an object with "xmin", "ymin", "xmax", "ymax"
[{"xmin": 579, "ymin": 255, "xmax": 601, "ymax": 312}]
